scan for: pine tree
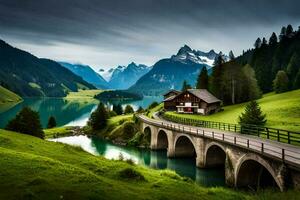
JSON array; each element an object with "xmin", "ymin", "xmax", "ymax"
[
  {"xmin": 294, "ymin": 70, "xmax": 300, "ymax": 89},
  {"xmin": 181, "ymin": 80, "xmax": 191, "ymax": 91},
  {"xmin": 286, "ymin": 24, "xmax": 294, "ymax": 36},
  {"xmin": 287, "ymin": 53, "xmax": 300, "ymax": 87},
  {"xmin": 279, "ymin": 26, "xmax": 287, "ymax": 41},
  {"xmin": 229, "ymin": 50, "xmax": 235, "ymax": 61},
  {"xmin": 213, "ymin": 52, "xmax": 225, "ymax": 66},
  {"xmin": 269, "ymin": 32, "xmax": 278, "ymax": 45},
  {"xmin": 5, "ymin": 107, "xmax": 44, "ymax": 139},
  {"xmin": 239, "ymin": 100, "xmax": 267, "ymax": 126},
  {"xmin": 196, "ymin": 67, "xmax": 209, "ymax": 89},
  {"xmin": 124, "ymin": 105, "xmax": 134, "ymax": 114},
  {"xmin": 88, "ymin": 102, "xmax": 108, "ymax": 130},
  {"xmin": 211, "ymin": 57, "xmax": 224, "ymax": 99},
  {"xmin": 273, "ymin": 70, "xmax": 289, "ymax": 93},
  {"xmin": 47, "ymin": 116, "xmax": 57, "ymax": 129},
  {"xmin": 137, "ymin": 106, "xmax": 144, "ymax": 113},
  {"xmin": 254, "ymin": 38, "xmax": 262, "ymax": 49},
  {"xmin": 262, "ymin": 37, "xmax": 267, "ymax": 46},
  {"xmin": 113, "ymin": 104, "xmax": 123, "ymax": 115},
  {"xmin": 242, "ymin": 64, "xmax": 262, "ymax": 100}
]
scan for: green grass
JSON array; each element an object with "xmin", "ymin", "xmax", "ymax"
[
  {"xmin": 0, "ymin": 86, "xmax": 23, "ymax": 112},
  {"xmin": 1, "ymin": 129, "xmax": 299, "ymax": 199},
  {"xmin": 64, "ymin": 89, "xmax": 102, "ymax": 103},
  {"xmin": 86, "ymin": 114, "xmax": 133, "ymax": 137},
  {"xmin": 165, "ymin": 90, "xmax": 300, "ymax": 132},
  {"xmin": 28, "ymin": 82, "xmax": 41, "ymax": 89},
  {"xmin": 44, "ymin": 126, "xmax": 75, "ymax": 139},
  {"xmin": 147, "ymin": 103, "xmax": 163, "ymax": 118}
]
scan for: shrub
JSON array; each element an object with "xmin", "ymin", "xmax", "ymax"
[
  {"xmin": 118, "ymin": 167, "xmax": 145, "ymax": 181},
  {"xmin": 148, "ymin": 101, "xmax": 159, "ymax": 110},
  {"xmin": 273, "ymin": 70, "xmax": 289, "ymax": 93},
  {"xmin": 88, "ymin": 102, "xmax": 108, "ymax": 130},
  {"xmin": 124, "ymin": 105, "xmax": 134, "ymax": 114},
  {"xmin": 5, "ymin": 107, "xmax": 44, "ymax": 139},
  {"xmin": 108, "ymin": 110, "xmax": 117, "ymax": 117},
  {"xmin": 137, "ymin": 106, "xmax": 144, "ymax": 113},
  {"xmin": 113, "ymin": 104, "xmax": 123, "ymax": 115},
  {"xmin": 123, "ymin": 122, "xmax": 135, "ymax": 140},
  {"xmin": 47, "ymin": 116, "xmax": 56, "ymax": 129}
]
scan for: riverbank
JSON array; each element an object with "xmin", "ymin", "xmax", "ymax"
[
  {"xmin": 2, "ymin": 129, "xmax": 300, "ymax": 199},
  {"xmin": 84, "ymin": 114, "xmax": 150, "ymax": 148}
]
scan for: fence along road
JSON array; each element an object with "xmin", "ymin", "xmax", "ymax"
[{"xmin": 138, "ymin": 114, "xmax": 300, "ymax": 168}]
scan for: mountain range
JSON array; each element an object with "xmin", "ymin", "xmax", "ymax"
[
  {"xmin": 59, "ymin": 62, "xmax": 109, "ymax": 89},
  {"xmin": 129, "ymin": 45, "xmax": 224, "ymax": 95},
  {"xmin": 106, "ymin": 62, "xmax": 151, "ymax": 89},
  {"xmin": 0, "ymin": 40, "xmax": 95, "ymax": 97}
]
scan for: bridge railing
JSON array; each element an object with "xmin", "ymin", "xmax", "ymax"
[
  {"xmin": 161, "ymin": 112, "xmax": 300, "ymax": 145},
  {"xmin": 138, "ymin": 115, "xmax": 300, "ymax": 167}
]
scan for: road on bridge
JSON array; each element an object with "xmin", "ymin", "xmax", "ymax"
[{"xmin": 139, "ymin": 113, "xmax": 300, "ymax": 168}]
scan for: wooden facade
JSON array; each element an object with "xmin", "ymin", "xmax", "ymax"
[{"xmin": 163, "ymin": 89, "xmax": 221, "ymax": 115}]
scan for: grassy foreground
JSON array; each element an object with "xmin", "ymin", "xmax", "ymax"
[
  {"xmin": 1, "ymin": 129, "xmax": 300, "ymax": 200},
  {"xmin": 165, "ymin": 90, "xmax": 300, "ymax": 132}
]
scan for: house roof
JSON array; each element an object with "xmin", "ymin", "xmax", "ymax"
[
  {"xmin": 163, "ymin": 89, "xmax": 221, "ymax": 103},
  {"xmin": 163, "ymin": 89, "xmax": 181, "ymax": 96},
  {"xmin": 187, "ymin": 89, "xmax": 221, "ymax": 103},
  {"xmin": 163, "ymin": 95, "xmax": 177, "ymax": 102}
]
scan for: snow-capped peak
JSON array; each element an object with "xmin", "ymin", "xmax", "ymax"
[{"xmin": 171, "ymin": 45, "xmax": 225, "ymax": 67}]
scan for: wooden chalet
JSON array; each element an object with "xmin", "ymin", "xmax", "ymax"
[{"xmin": 163, "ymin": 89, "xmax": 221, "ymax": 115}]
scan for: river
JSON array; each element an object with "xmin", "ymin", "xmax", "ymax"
[{"xmin": 0, "ymin": 96, "xmax": 225, "ymax": 187}]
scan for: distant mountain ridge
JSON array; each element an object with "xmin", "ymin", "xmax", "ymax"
[
  {"xmin": 129, "ymin": 45, "xmax": 225, "ymax": 95},
  {"xmin": 0, "ymin": 39, "xmax": 95, "ymax": 97},
  {"xmin": 99, "ymin": 62, "xmax": 151, "ymax": 89},
  {"xmin": 59, "ymin": 62, "xmax": 109, "ymax": 89}
]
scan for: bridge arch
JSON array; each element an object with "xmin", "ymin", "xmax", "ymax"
[
  {"xmin": 157, "ymin": 129, "xmax": 169, "ymax": 150},
  {"xmin": 204, "ymin": 142, "xmax": 226, "ymax": 168},
  {"xmin": 174, "ymin": 134, "xmax": 197, "ymax": 157},
  {"xmin": 143, "ymin": 126, "xmax": 152, "ymax": 144},
  {"xmin": 235, "ymin": 153, "xmax": 282, "ymax": 191}
]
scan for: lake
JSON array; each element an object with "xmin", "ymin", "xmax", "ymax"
[
  {"xmin": 0, "ymin": 96, "xmax": 163, "ymax": 128},
  {"xmin": 50, "ymin": 135, "xmax": 225, "ymax": 187}
]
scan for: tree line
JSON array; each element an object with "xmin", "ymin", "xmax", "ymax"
[{"xmin": 189, "ymin": 24, "xmax": 300, "ymax": 105}]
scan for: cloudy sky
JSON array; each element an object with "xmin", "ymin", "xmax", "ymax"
[{"xmin": 0, "ymin": 0, "xmax": 299, "ymax": 70}]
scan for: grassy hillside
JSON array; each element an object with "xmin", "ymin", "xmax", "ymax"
[
  {"xmin": 0, "ymin": 86, "xmax": 22, "ymax": 112},
  {"xmin": 1, "ymin": 129, "xmax": 300, "ymax": 199},
  {"xmin": 64, "ymin": 89, "xmax": 102, "ymax": 103},
  {"xmin": 0, "ymin": 86, "xmax": 22, "ymax": 104},
  {"xmin": 165, "ymin": 89, "xmax": 300, "ymax": 132}
]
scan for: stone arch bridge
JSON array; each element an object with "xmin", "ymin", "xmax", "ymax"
[{"xmin": 138, "ymin": 115, "xmax": 300, "ymax": 191}]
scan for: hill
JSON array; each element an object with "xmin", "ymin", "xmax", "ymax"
[
  {"xmin": 0, "ymin": 85, "xmax": 22, "ymax": 104},
  {"xmin": 0, "ymin": 129, "xmax": 253, "ymax": 200},
  {"xmin": 129, "ymin": 45, "xmax": 223, "ymax": 95},
  {"xmin": 165, "ymin": 89, "xmax": 300, "ymax": 132},
  {"xmin": 0, "ymin": 40, "xmax": 95, "ymax": 97},
  {"xmin": 59, "ymin": 62, "xmax": 109, "ymax": 89}
]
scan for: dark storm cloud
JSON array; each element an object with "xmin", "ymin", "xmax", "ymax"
[{"xmin": 0, "ymin": 0, "xmax": 299, "ymax": 68}]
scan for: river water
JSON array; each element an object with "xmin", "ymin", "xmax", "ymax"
[{"xmin": 0, "ymin": 96, "xmax": 225, "ymax": 186}]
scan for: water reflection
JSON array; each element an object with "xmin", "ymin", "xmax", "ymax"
[
  {"xmin": 0, "ymin": 96, "xmax": 163, "ymax": 128},
  {"xmin": 50, "ymin": 135, "xmax": 225, "ymax": 187}
]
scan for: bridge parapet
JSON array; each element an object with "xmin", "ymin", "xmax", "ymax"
[{"xmin": 138, "ymin": 114, "xmax": 300, "ymax": 191}]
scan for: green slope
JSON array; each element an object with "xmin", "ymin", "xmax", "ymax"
[
  {"xmin": 0, "ymin": 129, "xmax": 245, "ymax": 200},
  {"xmin": 0, "ymin": 86, "xmax": 22, "ymax": 104},
  {"xmin": 165, "ymin": 89, "xmax": 300, "ymax": 132},
  {"xmin": 0, "ymin": 86, "xmax": 22, "ymax": 112}
]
